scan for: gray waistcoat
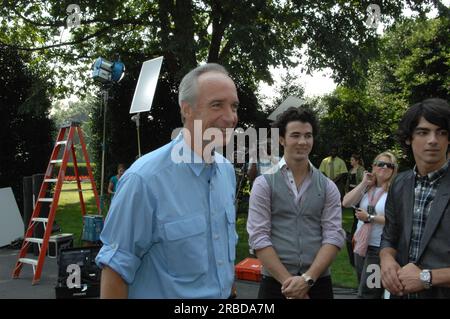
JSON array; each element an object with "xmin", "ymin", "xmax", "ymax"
[{"xmin": 263, "ymin": 166, "xmax": 330, "ymax": 277}]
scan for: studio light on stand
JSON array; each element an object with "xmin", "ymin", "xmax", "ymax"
[
  {"xmin": 129, "ymin": 56, "xmax": 164, "ymax": 159},
  {"xmin": 92, "ymin": 56, "xmax": 125, "ymax": 215}
]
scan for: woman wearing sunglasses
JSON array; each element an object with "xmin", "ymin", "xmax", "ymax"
[{"xmin": 342, "ymin": 151, "xmax": 398, "ymax": 298}]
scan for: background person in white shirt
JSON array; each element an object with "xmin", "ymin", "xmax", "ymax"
[{"xmin": 343, "ymin": 151, "xmax": 398, "ymax": 299}]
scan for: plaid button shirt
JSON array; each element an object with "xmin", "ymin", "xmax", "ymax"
[{"xmin": 408, "ymin": 160, "xmax": 449, "ymax": 264}]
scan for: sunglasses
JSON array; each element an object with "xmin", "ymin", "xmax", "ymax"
[{"xmin": 373, "ymin": 160, "xmax": 395, "ymax": 169}]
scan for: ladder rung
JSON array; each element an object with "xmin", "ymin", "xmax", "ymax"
[
  {"xmin": 44, "ymin": 178, "xmax": 58, "ymax": 183},
  {"xmin": 19, "ymin": 258, "xmax": 38, "ymax": 266},
  {"xmin": 32, "ymin": 217, "xmax": 48, "ymax": 223},
  {"xmin": 25, "ymin": 238, "xmax": 44, "ymax": 244},
  {"xmin": 50, "ymin": 160, "xmax": 63, "ymax": 164},
  {"xmin": 56, "ymin": 141, "xmax": 67, "ymax": 145},
  {"xmin": 38, "ymin": 198, "xmax": 53, "ymax": 202}
]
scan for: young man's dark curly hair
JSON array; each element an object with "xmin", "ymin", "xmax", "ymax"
[{"xmin": 271, "ymin": 106, "xmax": 319, "ymax": 138}]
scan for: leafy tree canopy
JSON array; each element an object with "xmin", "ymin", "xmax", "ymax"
[
  {"xmin": 0, "ymin": 44, "xmax": 55, "ymax": 208},
  {"xmin": 0, "ymin": 0, "xmax": 443, "ymax": 93},
  {"xmin": 318, "ymin": 15, "xmax": 449, "ymax": 171}
]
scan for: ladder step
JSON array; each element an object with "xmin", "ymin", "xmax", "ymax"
[
  {"xmin": 56, "ymin": 141, "xmax": 67, "ymax": 145},
  {"xmin": 61, "ymin": 188, "xmax": 93, "ymax": 193},
  {"xmin": 18, "ymin": 258, "xmax": 38, "ymax": 266},
  {"xmin": 32, "ymin": 217, "xmax": 48, "ymax": 223},
  {"xmin": 38, "ymin": 198, "xmax": 53, "ymax": 203},
  {"xmin": 25, "ymin": 238, "xmax": 44, "ymax": 244},
  {"xmin": 44, "ymin": 178, "xmax": 58, "ymax": 183},
  {"xmin": 50, "ymin": 160, "xmax": 63, "ymax": 164}
]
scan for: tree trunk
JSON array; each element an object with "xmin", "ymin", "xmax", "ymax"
[
  {"xmin": 207, "ymin": 1, "xmax": 231, "ymax": 63},
  {"xmin": 172, "ymin": 0, "xmax": 197, "ymax": 77}
]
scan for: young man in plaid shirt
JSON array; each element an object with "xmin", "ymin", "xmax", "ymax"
[{"xmin": 380, "ymin": 98, "xmax": 450, "ymax": 298}]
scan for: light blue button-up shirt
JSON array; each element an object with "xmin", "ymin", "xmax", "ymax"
[{"xmin": 95, "ymin": 134, "xmax": 237, "ymax": 298}]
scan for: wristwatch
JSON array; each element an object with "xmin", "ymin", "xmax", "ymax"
[
  {"xmin": 301, "ymin": 273, "xmax": 315, "ymax": 288},
  {"xmin": 368, "ymin": 214, "xmax": 375, "ymax": 223},
  {"xmin": 419, "ymin": 269, "xmax": 432, "ymax": 289}
]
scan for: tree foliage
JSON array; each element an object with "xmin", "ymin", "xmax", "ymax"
[
  {"xmin": 50, "ymin": 96, "xmax": 97, "ymax": 161},
  {"xmin": 0, "ymin": 45, "xmax": 55, "ymax": 209},
  {"xmin": 0, "ymin": 1, "xmax": 440, "ymax": 89},
  {"xmin": 318, "ymin": 15, "xmax": 449, "ymax": 171},
  {"xmin": 315, "ymin": 86, "xmax": 393, "ymax": 168},
  {"xmin": 367, "ymin": 16, "xmax": 450, "ymax": 105}
]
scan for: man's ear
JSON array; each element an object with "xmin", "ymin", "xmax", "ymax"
[
  {"xmin": 180, "ymin": 101, "xmax": 192, "ymax": 120},
  {"xmin": 405, "ymin": 138, "xmax": 411, "ymax": 146},
  {"xmin": 279, "ymin": 136, "xmax": 285, "ymax": 147}
]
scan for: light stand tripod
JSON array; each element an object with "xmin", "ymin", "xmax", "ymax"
[
  {"xmin": 131, "ymin": 113, "xmax": 142, "ymax": 158},
  {"xmin": 234, "ymin": 149, "xmax": 249, "ymax": 213},
  {"xmin": 99, "ymin": 84, "xmax": 111, "ymax": 214}
]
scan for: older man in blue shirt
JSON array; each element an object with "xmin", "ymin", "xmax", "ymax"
[{"xmin": 96, "ymin": 63, "xmax": 239, "ymax": 298}]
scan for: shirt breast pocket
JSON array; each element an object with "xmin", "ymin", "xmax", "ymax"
[
  {"xmin": 163, "ymin": 215, "xmax": 208, "ymax": 277},
  {"xmin": 226, "ymin": 205, "xmax": 238, "ymax": 262}
]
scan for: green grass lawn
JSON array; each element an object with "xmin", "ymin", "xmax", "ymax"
[
  {"xmin": 56, "ymin": 182, "xmax": 357, "ymax": 288},
  {"xmin": 55, "ymin": 182, "xmax": 100, "ymax": 246},
  {"xmin": 332, "ymin": 208, "xmax": 358, "ymax": 288}
]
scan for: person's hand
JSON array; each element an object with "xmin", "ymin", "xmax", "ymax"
[
  {"xmin": 281, "ymin": 276, "xmax": 310, "ymax": 299},
  {"xmin": 381, "ymin": 255, "xmax": 404, "ymax": 296},
  {"xmin": 362, "ymin": 171, "xmax": 375, "ymax": 187},
  {"xmin": 397, "ymin": 263, "xmax": 425, "ymax": 294},
  {"xmin": 355, "ymin": 208, "xmax": 370, "ymax": 222}
]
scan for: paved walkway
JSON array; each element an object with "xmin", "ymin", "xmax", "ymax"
[{"xmin": 0, "ymin": 248, "xmax": 356, "ymax": 299}]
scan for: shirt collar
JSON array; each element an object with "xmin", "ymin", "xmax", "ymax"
[
  {"xmin": 278, "ymin": 157, "xmax": 287, "ymax": 169},
  {"xmin": 413, "ymin": 159, "xmax": 449, "ymax": 183},
  {"xmin": 278, "ymin": 156, "xmax": 314, "ymax": 176},
  {"xmin": 173, "ymin": 131, "xmax": 217, "ymax": 177}
]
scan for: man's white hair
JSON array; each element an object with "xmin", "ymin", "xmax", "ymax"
[{"xmin": 178, "ymin": 63, "xmax": 229, "ymax": 122}]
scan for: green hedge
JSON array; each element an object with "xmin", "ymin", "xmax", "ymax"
[{"xmin": 57, "ymin": 163, "xmax": 96, "ymax": 176}]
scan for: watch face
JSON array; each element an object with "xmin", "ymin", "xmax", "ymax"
[
  {"xmin": 367, "ymin": 205, "xmax": 376, "ymax": 215},
  {"xmin": 302, "ymin": 274, "xmax": 314, "ymax": 287},
  {"xmin": 420, "ymin": 271, "xmax": 431, "ymax": 282}
]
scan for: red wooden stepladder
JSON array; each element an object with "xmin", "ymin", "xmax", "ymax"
[{"xmin": 12, "ymin": 122, "xmax": 100, "ymax": 284}]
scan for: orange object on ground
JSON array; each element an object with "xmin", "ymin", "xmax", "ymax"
[{"xmin": 235, "ymin": 257, "xmax": 262, "ymax": 282}]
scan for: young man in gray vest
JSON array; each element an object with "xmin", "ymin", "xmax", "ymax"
[
  {"xmin": 380, "ymin": 98, "xmax": 450, "ymax": 298},
  {"xmin": 247, "ymin": 107, "xmax": 345, "ymax": 299}
]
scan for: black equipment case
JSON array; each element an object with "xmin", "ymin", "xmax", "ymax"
[{"xmin": 55, "ymin": 246, "xmax": 101, "ymax": 299}]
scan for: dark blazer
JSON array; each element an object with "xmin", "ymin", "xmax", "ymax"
[{"xmin": 381, "ymin": 167, "xmax": 450, "ymax": 298}]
